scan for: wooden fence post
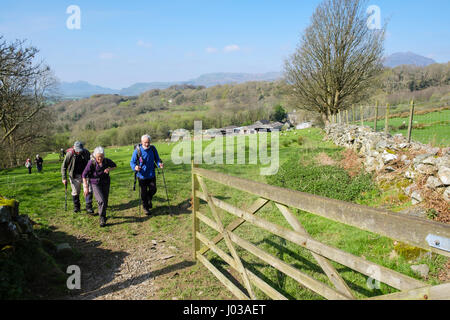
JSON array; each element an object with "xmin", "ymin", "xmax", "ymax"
[
  {"xmin": 360, "ymin": 106, "xmax": 364, "ymax": 126},
  {"xmin": 192, "ymin": 161, "xmax": 200, "ymax": 261},
  {"xmin": 352, "ymin": 105, "xmax": 355, "ymax": 124},
  {"xmin": 374, "ymin": 101, "xmax": 378, "ymax": 132},
  {"xmin": 407, "ymin": 100, "xmax": 415, "ymax": 143},
  {"xmin": 385, "ymin": 103, "xmax": 390, "ymax": 135}
]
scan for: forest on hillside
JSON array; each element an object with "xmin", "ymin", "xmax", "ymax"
[{"xmin": 48, "ymin": 62, "xmax": 450, "ymax": 151}]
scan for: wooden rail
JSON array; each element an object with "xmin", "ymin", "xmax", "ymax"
[{"xmin": 191, "ymin": 163, "xmax": 450, "ymax": 300}]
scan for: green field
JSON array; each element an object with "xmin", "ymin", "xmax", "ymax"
[
  {"xmin": 360, "ymin": 109, "xmax": 450, "ymax": 146},
  {"xmin": 0, "ymin": 128, "xmax": 447, "ymax": 300}
]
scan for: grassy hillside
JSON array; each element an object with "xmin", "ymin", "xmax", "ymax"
[{"xmin": 1, "ymin": 129, "xmax": 447, "ymax": 299}]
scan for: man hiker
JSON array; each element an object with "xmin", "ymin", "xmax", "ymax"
[
  {"xmin": 35, "ymin": 154, "xmax": 43, "ymax": 173},
  {"xmin": 25, "ymin": 158, "xmax": 32, "ymax": 174},
  {"xmin": 130, "ymin": 134, "xmax": 163, "ymax": 216},
  {"xmin": 82, "ymin": 146, "xmax": 117, "ymax": 227},
  {"xmin": 61, "ymin": 141, "xmax": 94, "ymax": 214}
]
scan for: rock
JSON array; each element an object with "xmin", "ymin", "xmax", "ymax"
[
  {"xmin": 16, "ymin": 215, "xmax": 34, "ymax": 234},
  {"xmin": 385, "ymin": 166, "xmax": 395, "ymax": 172},
  {"xmin": 56, "ymin": 243, "xmax": 73, "ymax": 258},
  {"xmin": 405, "ymin": 170, "xmax": 416, "ymax": 180},
  {"xmin": 438, "ymin": 167, "xmax": 450, "ymax": 185},
  {"xmin": 0, "ymin": 206, "xmax": 13, "ymax": 223},
  {"xmin": 382, "ymin": 151, "xmax": 398, "ymax": 164},
  {"xmin": 0, "ymin": 222, "xmax": 21, "ymax": 246},
  {"xmin": 425, "ymin": 176, "xmax": 444, "ymax": 189},
  {"xmin": 411, "ymin": 264, "xmax": 429, "ymax": 278},
  {"xmin": 411, "ymin": 190, "xmax": 423, "ymax": 204},
  {"xmin": 444, "ymin": 187, "xmax": 450, "ymax": 203},
  {"xmin": 415, "ymin": 164, "xmax": 436, "ymax": 175}
]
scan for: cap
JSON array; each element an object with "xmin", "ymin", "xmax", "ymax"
[{"xmin": 73, "ymin": 141, "xmax": 83, "ymax": 153}]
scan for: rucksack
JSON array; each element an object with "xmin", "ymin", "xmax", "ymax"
[{"xmin": 134, "ymin": 144, "xmax": 157, "ymax": 168}]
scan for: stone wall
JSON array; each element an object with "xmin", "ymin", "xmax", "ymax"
[{"xmin": 324, "ymin": 124, "xmax": 450, "ymax": 207}]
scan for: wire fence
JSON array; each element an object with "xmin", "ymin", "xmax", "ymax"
[{"xmin": 331, "ymin": 101, "xmax": 450, "ymax": 147}]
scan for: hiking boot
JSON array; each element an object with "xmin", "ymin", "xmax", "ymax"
[
  {"xmin": 72, "ymin": 195, "xmax": 81, "ymax": 213},
  {"xmin": 99, "ymin": 216, "xmax": 108, "ymax": 227},
  {"xmin": 143, "ymin": 207, "xmax": 151, "ymax": 216},
  {"xmin": 86, "ymin": 203, "xmax": 95, "ymax": 215}
]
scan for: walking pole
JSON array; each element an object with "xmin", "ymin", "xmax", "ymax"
[
  {"xmin": 64, "ymin": 181, "xmax": 68, "ymax": 211},
  {"xmin": 155, "ymin": 162, "xmax": 171, "ymax": 214},
  {"xmin": 133, "ymin": 171, "xmax": 141, "ymax": 215}
]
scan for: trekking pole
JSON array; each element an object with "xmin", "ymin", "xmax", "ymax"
[
  {"xmin": 155, "ymin": 162, "xmax": 171, "ymax": 214},
  {"xmin": 64, "ymin": 181, "xmax": 68, "ymax": 211},
  {"xmin": 133, "ymin": 171, "xmax": 141, "ymax": 215}
]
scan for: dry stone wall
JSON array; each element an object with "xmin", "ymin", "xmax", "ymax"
[{"xmin": 324, "ymin": 124, "xmax": 450, "ymax": 207}]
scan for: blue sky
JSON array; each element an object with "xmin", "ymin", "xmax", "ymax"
[{"xmin": 1, "ymin": 0, "xmax": 449, "ymax": 89}]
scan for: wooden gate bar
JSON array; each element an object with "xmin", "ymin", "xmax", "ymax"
[
  {"xmin": 196, "ymin": 254, "xmax": 250, "ymax": 300},
  {"xmin": 193, "ymin": 167, "xmax": 450, "ymax": 257},
  {"xmin": 198, "ymin": 193, "xmax": 426, "ymax": 291},
  {"xmin": 199, "ymin": 197, "xmax": 269, "ymax": 255},
  {"xmin": 196, "ymin": 175, "xmax": 256, "ymax": 299},
  {"xmin": 366, "ymin": 283, "xmax": 450, "ymax": 300},
  {"xmin": 196, "ymin": 212, "xmax": 349, "ymax": 300},
  {"xmin": 275, "ymin": 203, "xmax": 355, "ymax": 299},
  {"xmin": 196, "ymin": 231, "xmax": 288, "ymax": 300}
]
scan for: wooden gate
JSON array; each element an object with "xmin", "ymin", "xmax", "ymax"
[{"xmin": 191, "ymin": 163, "xmax": 450, "ymax": 300}]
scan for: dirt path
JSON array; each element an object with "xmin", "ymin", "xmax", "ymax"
[{"xmin": 54, "ymin": 199, "xmax": 200, "ymax": 300}]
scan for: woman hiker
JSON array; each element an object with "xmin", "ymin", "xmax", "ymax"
[{"xmin": 82, "ymin": 146, "xmax": 117, "ymax": 227}]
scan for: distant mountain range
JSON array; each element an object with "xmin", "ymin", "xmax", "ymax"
[
  {"xmin": 58, "ymin": 72, "xmax": 283, "ymax": 98},
  {"xmin": 383, "ymin": 52, "xmax": 436, "ymax": 68},
  {"xmin": 58, "ymin": 52, "xmax": 440, "ymax": 98}
]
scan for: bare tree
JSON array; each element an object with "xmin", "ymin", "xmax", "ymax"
[
  {"xmin": 284, "ymin": 0, "xmax": 386, "ymax": 125},
  {"xmin": 0, "ymin": 36, "xmax": 58, "ymax": 167}
]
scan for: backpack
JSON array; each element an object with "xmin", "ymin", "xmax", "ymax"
[{"xmin": 134, "ymin": 144, "xmax": 157, "ymax": 168}]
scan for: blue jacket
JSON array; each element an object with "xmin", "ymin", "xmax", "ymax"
[{"xmin": 130, "ymin": 145, "xmax": 162, "ymax": 179}]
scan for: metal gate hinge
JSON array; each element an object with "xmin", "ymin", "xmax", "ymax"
[{"xmin": 426, "ymin": 234, "xmax": 450, "ymax": 252}]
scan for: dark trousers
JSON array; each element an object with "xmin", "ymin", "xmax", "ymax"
[
  {"xmin": 92, "ymin": 182, "xmax": 110, "ymax": 218},
  {"xmin": 139, "ymin": 178, "xmax": 156, "ymax": 210}
]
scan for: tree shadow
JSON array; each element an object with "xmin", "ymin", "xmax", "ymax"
[
  {"xmin": 71, "ymin": 260, "xmax": 195, "ymax": 300},
  {"xmin": 33, "ymin": 226, "xmax": 129, "ymax": 300}
]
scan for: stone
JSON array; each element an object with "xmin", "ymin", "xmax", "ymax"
[
  {"xmin": 411, "ymin": 190, "xmax": 423, "ymax": 204},
  {"xmin": 399, "ymin": 207, "xmax": 427, "ymax": 219},
  {"xmin": 425, "ymin": 176, "xmax": 444, "ymax": 189},
  {"xmin": 438, "ymin": 167, "xmax": 450, "ymax": 185},
  {"xmin": 411, "ymin": 264, "xmax": 429, "ymax": 278},
  {"xmin": 382, "ymin": 151, "xmax": 398, "ymax": 164},
  {"xmin": 0, "ymin": 222, "xmax": 21, "ymax": 246},
  {"xmin": 405, "ymin": 170, "xmax": 416, "ymax": 180},
  {"xmin": 444, "ymin": 187, "xmax": 450, "ymax": 203},
  {"xmin": 16, "ymin": 215, "xmax": 34, "ymax": 234},
  {"xmin": 0, "ymin": 206, "xmax": 12, "ymax": 223},
  {"xmin": 415, "ymin": 164, "xmax": 437, "ymax": 175},
  {"xmin": 56, "ymin": 243, "xmax": 73, "ymax": 258}
]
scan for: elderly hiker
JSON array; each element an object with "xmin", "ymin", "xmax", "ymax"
[
  {"xmin": 35, "ymin": 154, "xmax": 43, "ymax": 173},
  {"xmin": 82, "ymin": 146, "xmax": 117, "ymax": 227},
  {"xmin": 130, "ymin": 134, "xmax": 163, "ymax": 216},
  {"xmin": 61, "ymin": 141, "xmax": 94, "ymax": 214}
]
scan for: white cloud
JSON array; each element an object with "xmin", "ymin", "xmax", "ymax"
[
  {"xmin": 224, "ymin": 44, "xmax": 240, "ymax": 53},
  {"xmin": 206, "ymin": 47, "xmax": 218, "ymax": 54},
  {"xmin": 137, "ymin": 40, "xmax": 152, "ymax": 48},
  {"xmin": 99, "ymin": 52, "xmax": 114, "ymax": 60}
]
